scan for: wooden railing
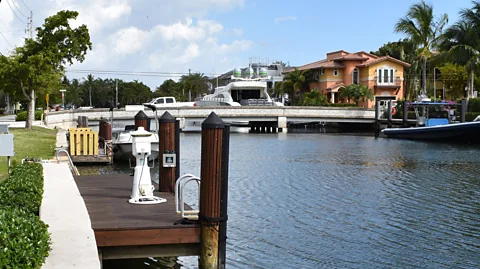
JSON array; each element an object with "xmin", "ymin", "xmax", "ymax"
[{"xmin": 69, "ymin": 128, "xmax": 99, "ymax": 156}]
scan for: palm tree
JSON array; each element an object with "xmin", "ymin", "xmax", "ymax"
[
  {"xmin": 281, "ymin": 68, "xmax": 311, "ymax": 103},
  {"xmin": 179, "ymin": 73, "xmax": 209, "ymax": 101},
  {"xmin": 83, "ymin": 74, "xmax": 95, "ymax": 107},
  {"xmin": 395, "ymin": 1, "xmax": 448, "ymax": 97},
  {"xmin": 339, "ymin": 84, "xmax": 374, "ymax": 106},
  {"xmin": 438, "ymin": 3, "xmax": 480, "ymax": 99},
  {"xmin": 438, "ymin": 21, "xmax": 479, "ymax": 99}
]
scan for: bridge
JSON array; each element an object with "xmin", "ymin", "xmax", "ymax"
[{"xmin": 44, "ymin": 106, "xmax": 376, "ymax": 131}]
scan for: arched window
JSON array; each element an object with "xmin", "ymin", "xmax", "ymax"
[{"xmin": 352, "ymin": 68, "xmax": 359, "ymax": 84}]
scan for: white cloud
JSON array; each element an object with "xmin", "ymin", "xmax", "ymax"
[
  {"xmin": 112, "ymin": 27, "xmax": 149, "ymax": 55},
  {"xmin": 274, "ymin": 16, "xmax": 297, "ymax": 23},
  {"xmin": 0, "ymin": 0, "xmax": 253, "ymax": 89},
  {"xmin": 232, "ymin": 28, "xmax": 244, "ymax": 36}
]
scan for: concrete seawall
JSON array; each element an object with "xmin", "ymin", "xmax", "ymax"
[{"xmin": 45, "ymin": 106, "xmax": 376, "ymax": 129}]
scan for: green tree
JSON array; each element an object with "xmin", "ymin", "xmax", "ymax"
[
  {"xmin": 179, "ymin": 73, "xmax": 210, "ymax": 101},
  {"xmin": 301, "ymin": 88, "xmax": 327, "ymax": 106},
  {"xmin": 339, "ymin": 84, "xmax": 374, "ymax": 106},
  {"xmin": 119, "ymin": 80, "xmax": 152, "ymax": 106},
  {"xmin": 83, "ymin": 74, "xmax": 95, "ymax": 107},
  {"xmin": 154, "ymin": 79, "xmax": 184, "ymax": 100},
  {"xmin": 0, "ymin": 10, "xmax": 91, "ymax": 128},
  {"xmin": 437, "ymin": 63, "xmax": 468, "ymax": 99},
  {"xmin": 67, "ymin": 78, "xmax": 84, "ymax": 107},
  {"xmin": 281, "ymin": 68, "xmax": 312, "ymax": 103},
  {"xmin": 395, "ymin": 0, "xmax": 448, "ymax": 97},
  {"xmin": 438, "ymin": 3, "xmax": 480, "ymax": 99}
]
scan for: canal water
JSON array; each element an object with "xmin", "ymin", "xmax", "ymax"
[{"xmin": 80, "ymin": 132, "xmax": 480, "ymax": 269}]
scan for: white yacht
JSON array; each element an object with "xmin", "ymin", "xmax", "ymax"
[
  {"xmin": 112, "ymin": 125, "xmax": 159, "ymax": 161},
  {"xmin": 194, "ymin": 67, "xmax": 284, "ymax": 107}
]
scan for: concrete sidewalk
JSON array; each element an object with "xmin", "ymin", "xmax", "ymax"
[
  {"xmin": 0, "ymin": 120, "xmax": 44, "ymax": 128},
  {"xmin": 40, "ymin": 163, "xmax": 101, "ymax": 269}
]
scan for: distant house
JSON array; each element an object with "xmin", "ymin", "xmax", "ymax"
[{"xmin": 286, "ymin": 50, "xmax": 411, "ymax": 108}]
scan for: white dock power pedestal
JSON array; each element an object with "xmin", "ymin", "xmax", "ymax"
[{"xmin": 129, "ymin": 127, "xmax": 166, "ymax": 205}]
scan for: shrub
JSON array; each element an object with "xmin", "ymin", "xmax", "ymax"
[
  {"xmin": 467, "ymin": 98, "xmax": 480, "ymax": 112},
  {"xmin": 327, "ymin": 103, "xmax": 358, "ymax": 107},
  {"xmin": 0, "ymin": 163, "xmax": 44, "ymax": 215},
  {"xmin": 15, "ymin": 110, "xmax": 44, "ymax": 121},
  {"xmin": 0, "ymin": 206, "xmax": 50, "ymax": 269},
  {"xmin": 301, "ymin": 90, "xmax": 328, "ymax": 106},
  {"xmin": 466, "ymin": 112, "xmax": 480, "ymax": 121},
  {"xmin": 0, "ymin": 163, "xmax": 50, "ymax": 269}
]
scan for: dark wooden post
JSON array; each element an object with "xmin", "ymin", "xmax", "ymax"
[
  {"xmin": 387, "ymin": 100, "xmax": 393, "ymax": 128},
  {"xmin": 99, "ymin": 120, "xmax": 105, "ymax": 148},
  {"xmin": 174, "ymin": 119, "xmax": 181, "ymax": 182},
  {"xmin": 460, "ymin": 99, "xmax": 467, "ymax": 123},
  {"xmin": 403, "ymin": 100, "xmax": 408, "ymax": 127},
  {"xmin": 374, "ymin": 101, "xmax": 380, "ymax": 137},
  {"xmin": 158, "ymin": 111, "xmax": 176, "ymax": 193},
  {"xmin": 199, "ymin": 112, "xmax": 229, "ymax": 269},
  {"xmin": 104, "ymin": 122, "xmax": 112, "ymax": 158},
  {"xmin": 218, "ymin": 124, "xmax": 230, "ymax": 269},
  {"xmin": 134, "ymin": 110, "xmax": 150, "ymax": 131}
]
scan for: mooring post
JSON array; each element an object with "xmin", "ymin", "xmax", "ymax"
[
  {"xmin": 174, "ymin": 119, "xmax": 181, "ymax": 182},
  {"xmin": 460, "ymin": 99, "xmax": 467, "ymax": 123},
  {"xmin": 158, "ymin": 111, "xmax": 176, "ymax": 193},
  {"xmin": 134, "ymin": 110, "xmax": 150, "ymax": 131},
  {"xmin": 104, "ymin": 122, "xmax": 112, "ymax": 160},
  {"xmin": 199, "ymin": 112, "xmax": 229, "ymax": 269},
  {"xmin": 374, "ymin": 101, "xmax": 380, "ymax": 137},
  {"xmin": 218, "ymin": 124, "xmax": 230, "ymax": 269},
  {"xmin": 387, "ymin": 100, "xmax": 393, "ymax": 128},
  {"xmin": 403, "ymin": 100, "xmax": 408, "ymax": 127}
]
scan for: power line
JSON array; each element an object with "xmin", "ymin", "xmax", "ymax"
[
  {"xmin": 69, "ymin": 69, "xmax": 189, "ymax": 75},
  {"xmin": 0, "ymin": 31, "xmax": 15, "ymax": 49},
  {"xmin": 20, "ymin": 0, "xmax": 31, "ymax": 12},
  {"xmin": 9, "ymin": 0, "xmax": 27, "ymax": 17},
  {"xmin": 5, "ymin": 0, "xmax": 27, "ymax": 24}
]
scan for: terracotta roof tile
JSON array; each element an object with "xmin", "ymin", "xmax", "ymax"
[{"xmin": 357, "ymin": 55, "xmax": 411, "ymax": 67}]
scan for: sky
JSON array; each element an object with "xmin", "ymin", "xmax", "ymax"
[{"xmin": 0, "ymin": 0, "xmax": 475, "ymax": 90}]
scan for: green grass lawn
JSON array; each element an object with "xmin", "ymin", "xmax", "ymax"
[{"xmin": 0, "ymin": 127, "xmax": 57, "ymax": 180}]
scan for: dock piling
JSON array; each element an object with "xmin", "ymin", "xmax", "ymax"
[
  {"xmin": 403, "ymin": 100, "xmax": 408, "ymax": 127},
  {"xmin": 460, "ymin": 99, "xmax": 467, "ymax": 123},
  {"xmin": 374, "ymin": 101, "xmax": 380, "ymax": 137},
  {"xmin": 175, "ymin": 119, "xmax": 181, "ymax": 182},
  {"xmin": 387, "ymin": 100, "xmax": 393, "ymax": 128},
  {"xmin": 199, "ymin": 112, "xmax": 229, "ymax": 269},
  {"xmin": 158, "ymin": 111, "xmax": 176, "ymax": 193},
  {"xmin": 135, "ymin": 111, "xmax": 150, "ymax": 131}
]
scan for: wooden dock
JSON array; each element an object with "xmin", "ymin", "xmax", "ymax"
[
  {"xmin": 74, "ymin": 174, "xmax": 200, "ymax": 260},
  {"xmin": 70, "ymin": 148, "xmax": 111, "ymax": 164}
]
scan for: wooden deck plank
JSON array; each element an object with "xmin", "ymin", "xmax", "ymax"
[{"xmin": 74, "ymin": 174, "xmax": 200, "ymax": 248}]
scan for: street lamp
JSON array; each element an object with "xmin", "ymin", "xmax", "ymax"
[{"xmin": 60, "ymin": 89, "xmax": 66, "ymax": 108}]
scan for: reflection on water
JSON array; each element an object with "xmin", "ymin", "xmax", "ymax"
[{"xmin": 79, "ymin": 132, "xmax": 480, "ymax": 269}]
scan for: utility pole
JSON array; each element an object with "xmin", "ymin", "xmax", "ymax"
[
  {"xmin": 29, "ymin": 11, "xmax": 33, "ymax": 39},
  {"xmin": 115, "ymin": 79, "xmax": 118, "ymax": 107},
  {"xmin": 433, "ymin": 68, "xmax": 436, "ymax": 102}
]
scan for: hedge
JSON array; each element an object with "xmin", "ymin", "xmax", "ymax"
[
  {"xmin": 468, "ymin": 98, "xmax": 480, "ymax": 113},
  {"xmin": 0, "ymin": 163, "xmax": 51, "ymax": 269},
  {"xmin": 0, "ymin": 207, "xmax": 50, "ymax": 269},
  {"xmin": 15, "ymin": 110, "xmax": 44, "ymax": 121},
  {"xmin": 0, "ymin": 163, "xmax": 44, "ymax": 215}
]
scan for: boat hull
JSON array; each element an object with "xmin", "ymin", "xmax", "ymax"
[
  {"xmin": 113, "ymin": 143, "xmax": 159, "ymax": 161},
  {"xmin": 112, "ymin": 131, "xmax": 160, "ymax": 161},
  {"xmin": 382, "ymin": 121, "xmax": 480, "ymax": 143}
]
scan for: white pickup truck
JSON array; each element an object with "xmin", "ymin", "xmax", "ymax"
[{"xmin": 143, "ymin": 97, "xmax": 195, "ymax": 108}]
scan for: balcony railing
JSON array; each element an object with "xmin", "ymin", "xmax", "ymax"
[{"xmin": 374, "ymin": 76, "xmax": 402, "ymax": 87}]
